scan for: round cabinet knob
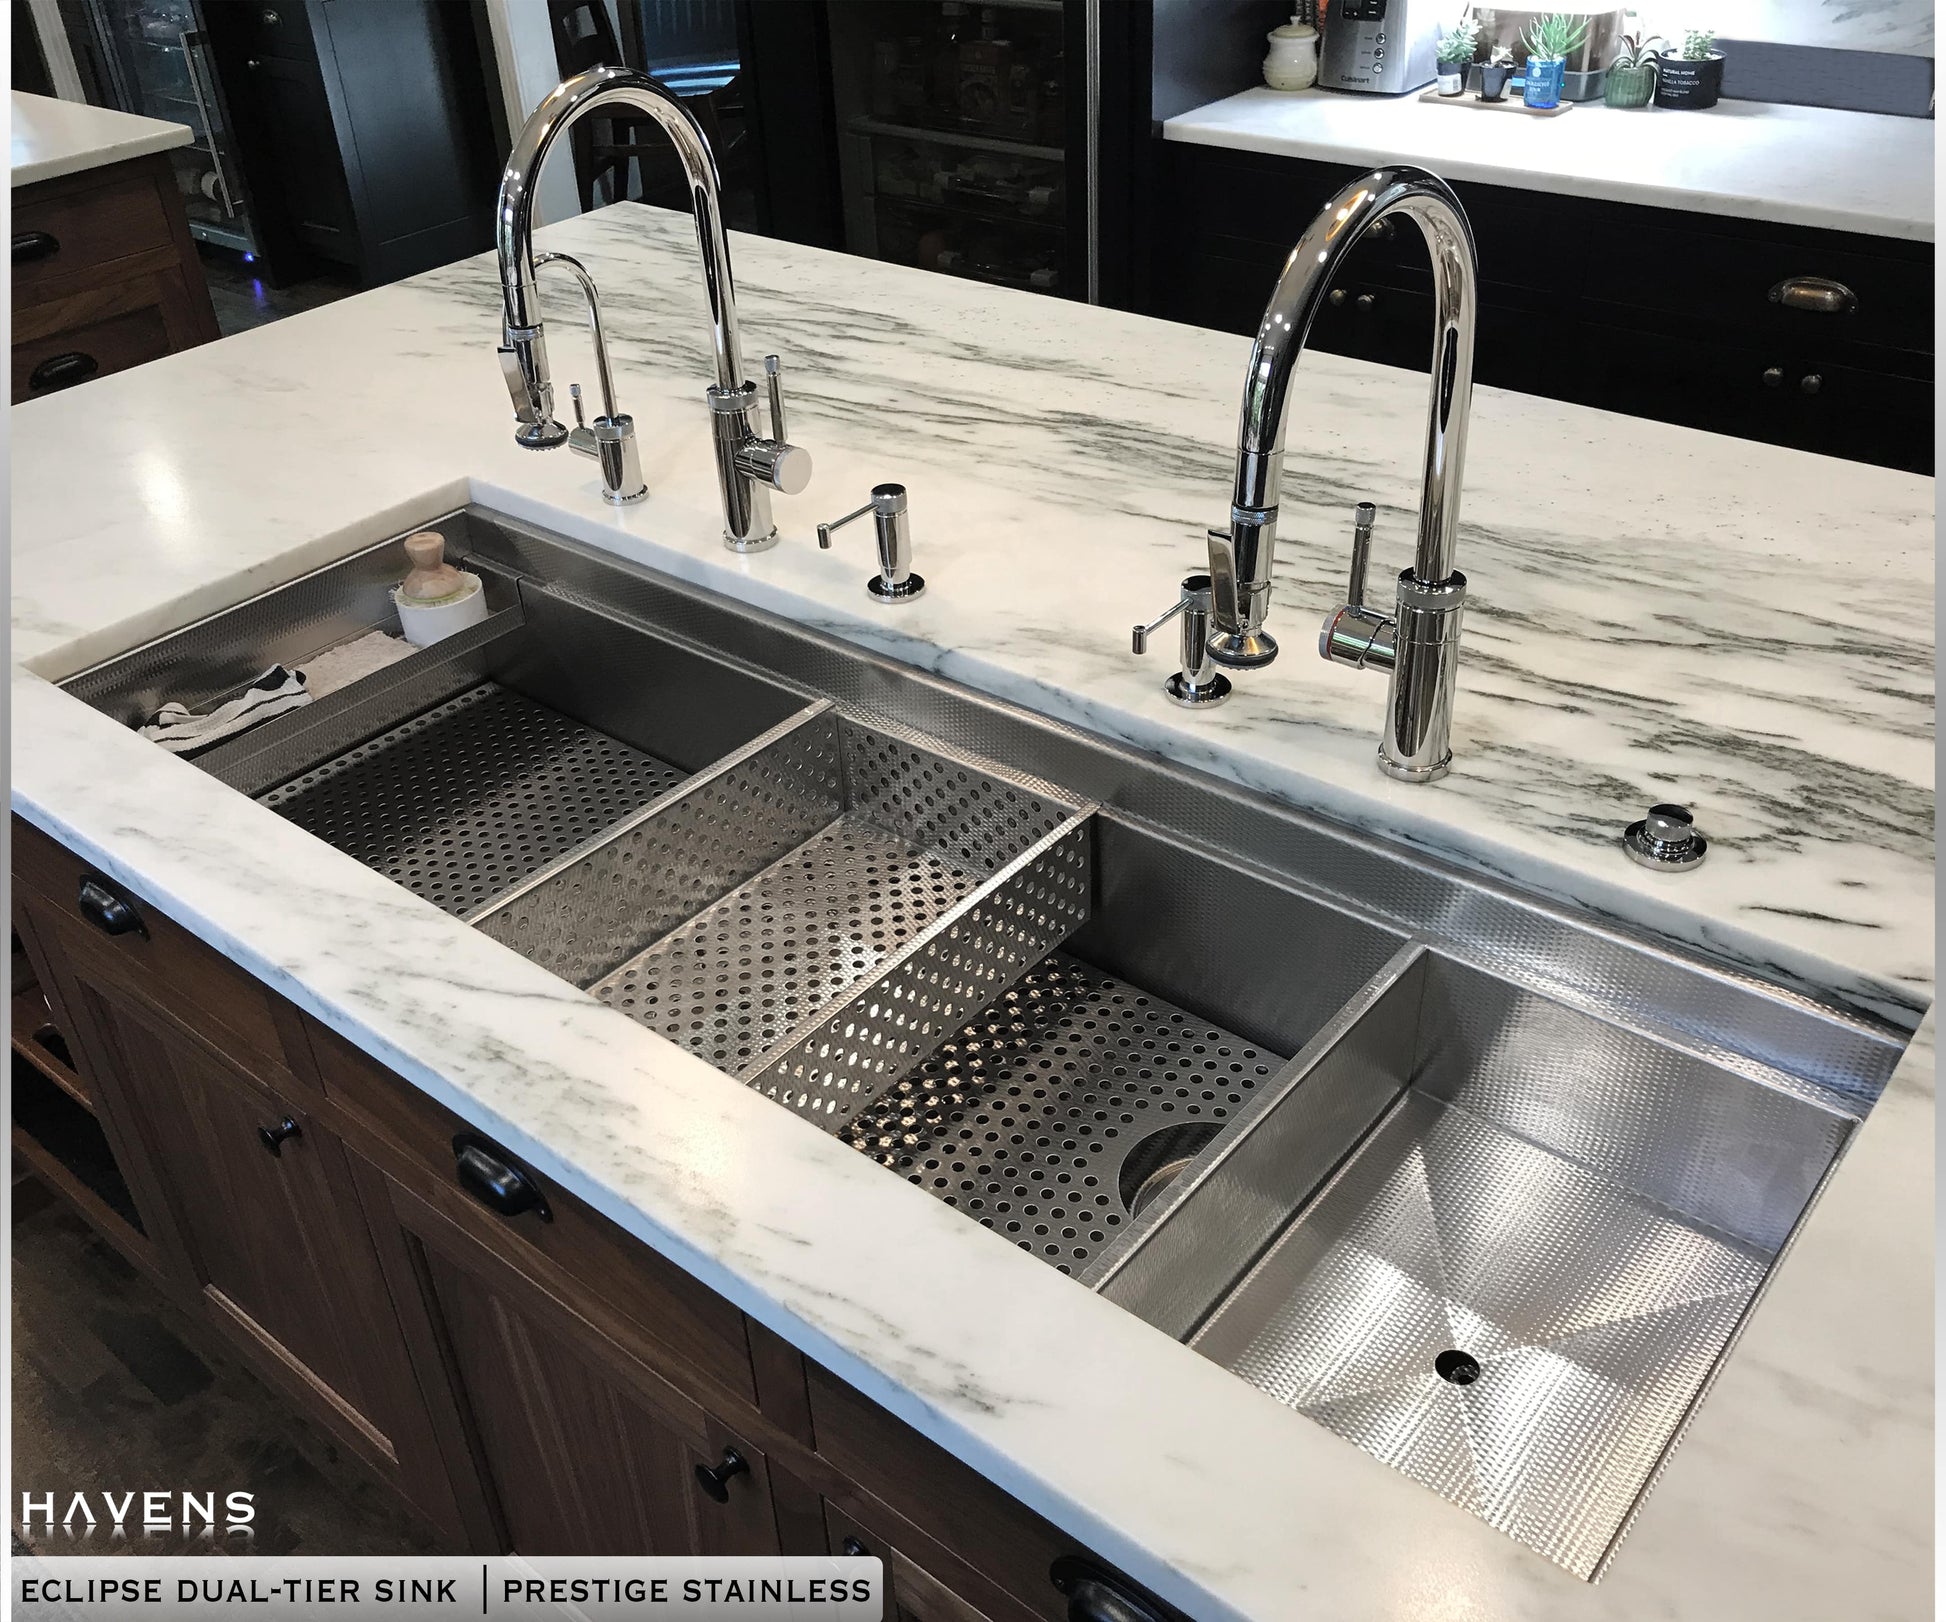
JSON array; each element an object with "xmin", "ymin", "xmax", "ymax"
[
  {"xmin": 841, "ymin": 1536, "xmax": 868, "ymax": 1557},
  {"xmin": 1354, "ymin": 292, "xmax": 1375, "ymax": 312},
  {"xmin": 1328, "ymin": 287, "xmax": 1347, "ymax": 307},
  {"xmin": 693, "ymin": 1447, "xmax": 750, "ymax": 1504},
  {"xmin": 257, "ymin": 1116, "xmax": 302, "ymax": 1156},
  {"xmin": 1762, "ymin": 366, "xmax": 1784, "ymax": 388},
  {"xmin": 1622, "ymin": 803, "xmax": 1708, "ymax": 871},
  {"xmin": 1800, "ymin": 373, "xmax": 1823, "ymax": 395}
]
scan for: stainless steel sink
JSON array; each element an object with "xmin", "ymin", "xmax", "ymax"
[
  {"xmin": 63, "ymin": 503, "xmax": 1912, "ymax": 1578},
  {"xmin": 1094, "ymin": 946, "xmax": 1856, "ymax": 1577}
]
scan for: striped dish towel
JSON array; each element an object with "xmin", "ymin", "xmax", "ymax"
[{"xmin": 139, "ymin": 665, "xmax": 312, "ymax": 756}]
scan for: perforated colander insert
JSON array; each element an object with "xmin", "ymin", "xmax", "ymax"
[
  {"xmin": 844, "ymin": 954, "xmax": 1285, "ymax": 1274},
  {"xmin": 261, "ymin": 683, "xmax": 687, "ymax": 917},
  {"xmin": 588, "ymin": 814, "xmax": 982, "ymax": 1074}
]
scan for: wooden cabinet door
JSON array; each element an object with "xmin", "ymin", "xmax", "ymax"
[
  {"xmin": 364, "ymin": 1167, "xmax": 781, "ymax": 1558},
  {"xmin": 44, "ymin": 944, "xmax": 457, "ymax": 1530}
]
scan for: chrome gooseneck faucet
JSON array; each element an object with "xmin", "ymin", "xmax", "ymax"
[
  {"xmin": 1200, "ymin": 164, "xmax": 1479, "ymax": 782},
  {"xmin": 495, "ymin": 66, "xmax": 810, "ymax": 549}
]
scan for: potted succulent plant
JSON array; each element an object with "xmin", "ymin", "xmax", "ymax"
[
  {"xmin": 1435, "ymin": 13, "xmax": 1481, "ymax": 95},
  {"xmin": 1478, "ymin": 42, "xmax": 1516, "ymax": 101},
  {"xmin": 1655, "ymin": 29, "xmax": 1724, "ymax": 107},
  {"xmin": 1521, "ymin": 12, "xmax": 1589, "ymax": 109},
  {"xmin": 1604, "ymin": 23, "xmax": 1665, "ymax": 106}
]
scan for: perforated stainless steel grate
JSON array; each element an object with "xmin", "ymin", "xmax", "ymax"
[
  {"xmin": 1191, "ymin": 1090, "xmax": 1772, "ymax": 1579},
  {"xmin": 590, "ymin": 815, "xmax": 984, "ymax": 1074},
  {"xmin": 261, "ymin": 683, "xmax": 686, "ymax": 917},
  {"xmin": 842, "ymin": 954, "xmax": 1285, "ymax": 1275},
  {"xmin": 547, "ymin": 710, "xmax": 1091, "ymax": 1102}
]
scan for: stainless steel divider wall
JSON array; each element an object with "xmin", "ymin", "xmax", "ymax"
[{"xmin": 469, "ymin": 703, "xmax": 1097, "ymax": 1127}]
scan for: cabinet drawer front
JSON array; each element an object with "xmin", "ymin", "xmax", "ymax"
[
  {"xmin": 807, "ymin": 1364, "xmax": 1073, "ymax": 1622},
  {"xmin": 824, "ymin": 1501, "xmax": 999, "ymax": 1622},
  {"xmin": 12, "ymin": 291, "xmax": 172, "ymax": 401},
  {"xmin": 13, "ymin": 164, "xmax": 176, "ymax": 304},
  {"xmin": 12, "ymin": 817, "xmax": 298, "ymax": 1076},
  {"xmin": 308, "ymin": 1018, "xmax": 758, "ymax": 1409},
  {"xmin": 1580, "ymin": 224, "xmax": 1933, "ymax": 356}
]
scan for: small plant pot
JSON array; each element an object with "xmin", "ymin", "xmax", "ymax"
[
  {"xmin": 1561, "ymin": 66, "xmax": 1606, "ymax": 100},
  {"xmin": 1522, "ymin": 55, "xmax": 1567, "ymax": 108},
  {"xmin": 1478, "ymin": 62, "xmax": 1514, "ymax": 100},
  {"xmin": 1436, "ymin": 64, "xmax": 1467, "ymax": 94},
  {"xmin": 1604, "ymin": 60, "xmax": 1657, "ymax": 106},
  {"xmin": 1654, "ymin": 51, "xmax": 1723, "ymax": 108}
]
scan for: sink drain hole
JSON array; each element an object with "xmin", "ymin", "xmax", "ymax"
[
  {"xmin": 1435, "ymin": 1349, "xmax": 1481, "ymax": 1386},
  {"xmin": 1118, "ymin": 1120, "xmax": 1225, "ymax": 1216}
]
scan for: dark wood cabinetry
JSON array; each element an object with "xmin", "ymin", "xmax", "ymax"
[
  {"xmin": 10, "ymin": 814, "xmax": 1173, "ymax": 1621},
  {"xmin": 1154, "ymin": 142, "xmax": 1934, "ymax": 475},
  {"xmin": 365, "ymin": 1172, "xmax": 781, "ymax": 1558},
  {"xmin": 203, "ymin": 0, "xmax": 503, "ymax": 287},
  {"xmin": 10, "ymin": 819, "xmax": 463, "ymax": 1538},
  {"xmin": 11, "ymin": 152, "xmax": 220, "ymax": 403}
]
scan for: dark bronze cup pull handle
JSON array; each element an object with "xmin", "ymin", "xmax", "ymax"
[
  {"xmin": 77, "ymin": 876, "xmax": 147, "ymax": 938},
  {"xmin": 30, "ymin": 352, "xmax": 99, "ymax": 392},
  {"xmin": 13, "ymin": 230, "xmax": 60, "ymax": 262}
]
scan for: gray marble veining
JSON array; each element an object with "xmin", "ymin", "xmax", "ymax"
[{"xmin": 10, "ymin": 204, "xmax": 1933, "ymax": 1621}]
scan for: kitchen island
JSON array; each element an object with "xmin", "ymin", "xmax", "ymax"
[{"xmin": 10, "ymin": 203, "xmax": 1933, "ymax": 1620}]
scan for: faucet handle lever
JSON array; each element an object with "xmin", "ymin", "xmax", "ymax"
[
  {"xmin": 764, "ymin": 354, "xmax": 787, "ymax": 442},
  {"xmin": 1347, "ymin": 501, "xmax": 1377, "ymax": 609}
]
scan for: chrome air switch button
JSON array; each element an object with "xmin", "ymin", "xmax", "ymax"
[{"xmin": 1623, "ymin": 804, "xmax": 1709, "ymax": 871}]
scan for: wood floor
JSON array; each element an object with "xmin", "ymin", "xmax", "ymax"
[{"xmin": 10, "ymin": 1173, "xmax": 443, "ymax": 1557}]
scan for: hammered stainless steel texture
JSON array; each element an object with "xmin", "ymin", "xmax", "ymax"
[
  {"xmin": 1190, "ymin": 1092, "xmax": 1772, "ymax": 1580},
  {"xmin": 1092, "ymin": 947, "xmax": 1429, "ymax": 1333},
  {"xmin": 471, "ymin": 704, "xmax": 843, "ymax": 986},
  {"xmin": 261, "ymin": 684, "xmax": 689, "ymax": 918},
  {"xmin": 61, "ymin": 531, "xmax": 466, "ymax": 726},
  {"xmin": 201, "ymin": 603, "xmax": 527, "ymax": 797},
  {"xmin": 1413, "ymin": 959, "xmax": 1851, "ymax": 1250},
  {"xmin": 446, "ymin": 506, "xmax": 1916, "ymax": 1065},
  {"xmin": 841, "ymin": 953, "xmax": 1288, "ymax": 1275},
  {"xmin": 749, "ymin": 815, "xmax": 1093, "ymax": 1129},
  {"xmin": 1105, "ymin": 945, "xmax": 1852, "ymax": 1579},
  {"xmin": 1068, "ymin": 819, "xmax": 1408, "ymax": 1058}
]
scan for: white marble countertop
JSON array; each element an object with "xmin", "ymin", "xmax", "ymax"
[
  {"xmin": 10, "ymin": 90, "xmax": 193, "ymax": 188},
  {"xmin": 1164, "ymin": 88, "xmax": 1935, "ymax": 242},
  {"xmin": 10, "ymin": 207, "xmax": 1933, "ymax": 1621}
]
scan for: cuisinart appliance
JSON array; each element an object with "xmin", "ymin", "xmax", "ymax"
[{"xmin": 1319, "ymin": 0, "xmax": 1441, "ymax": 93}]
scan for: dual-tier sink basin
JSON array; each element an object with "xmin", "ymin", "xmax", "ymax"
[{"xmin": 66, "ymin": 504, "xmax": 1908, "ymax": 1580}]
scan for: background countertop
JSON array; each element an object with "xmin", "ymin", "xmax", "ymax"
[
  {"xmin": 10, "ymin": 206, "xmax": 1933, "ymax": 1621},
  {"xmin": 1164, "ymin": 88, "xmax": 1936, "ymax": 241},
  {"xmin": 11, "ymin": 90, "xmax": 192, "ymax": 187}
]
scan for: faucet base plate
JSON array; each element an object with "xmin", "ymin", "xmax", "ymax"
[
  {"xmin": 515, "ymin": 420, "xmax": 570, "ymax": 451},
  {"xmin": 1378, "ymin": 749, "xmax": 1451, "ymax": 784},
  {"xmin": 1164, "ymin": 670, "xmax": 1232, "ymax": 708},
  {"xmin": 723, "ymin": 529, "xmax": 780, "ymax": 554},
  {"xmin": 867, "ymin": 573, "xmax": 926, "ymax": 603},
  {"xmin": 1206, "ymin": 627, "xmax": 1279, "ymax": 670}
]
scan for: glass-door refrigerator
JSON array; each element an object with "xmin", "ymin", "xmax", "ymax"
[
  {"xmin": 78, "ymin": 0, "xmax": 262, "ymax": 258},
  {"xmin": 825, "ymin": 1, "xmax": 1086, "ymax": 299}
]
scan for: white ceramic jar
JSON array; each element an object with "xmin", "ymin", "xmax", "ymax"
[{"xmin": 1263, "ymin": 21, "xmax": 1320, "ymax": 90}]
